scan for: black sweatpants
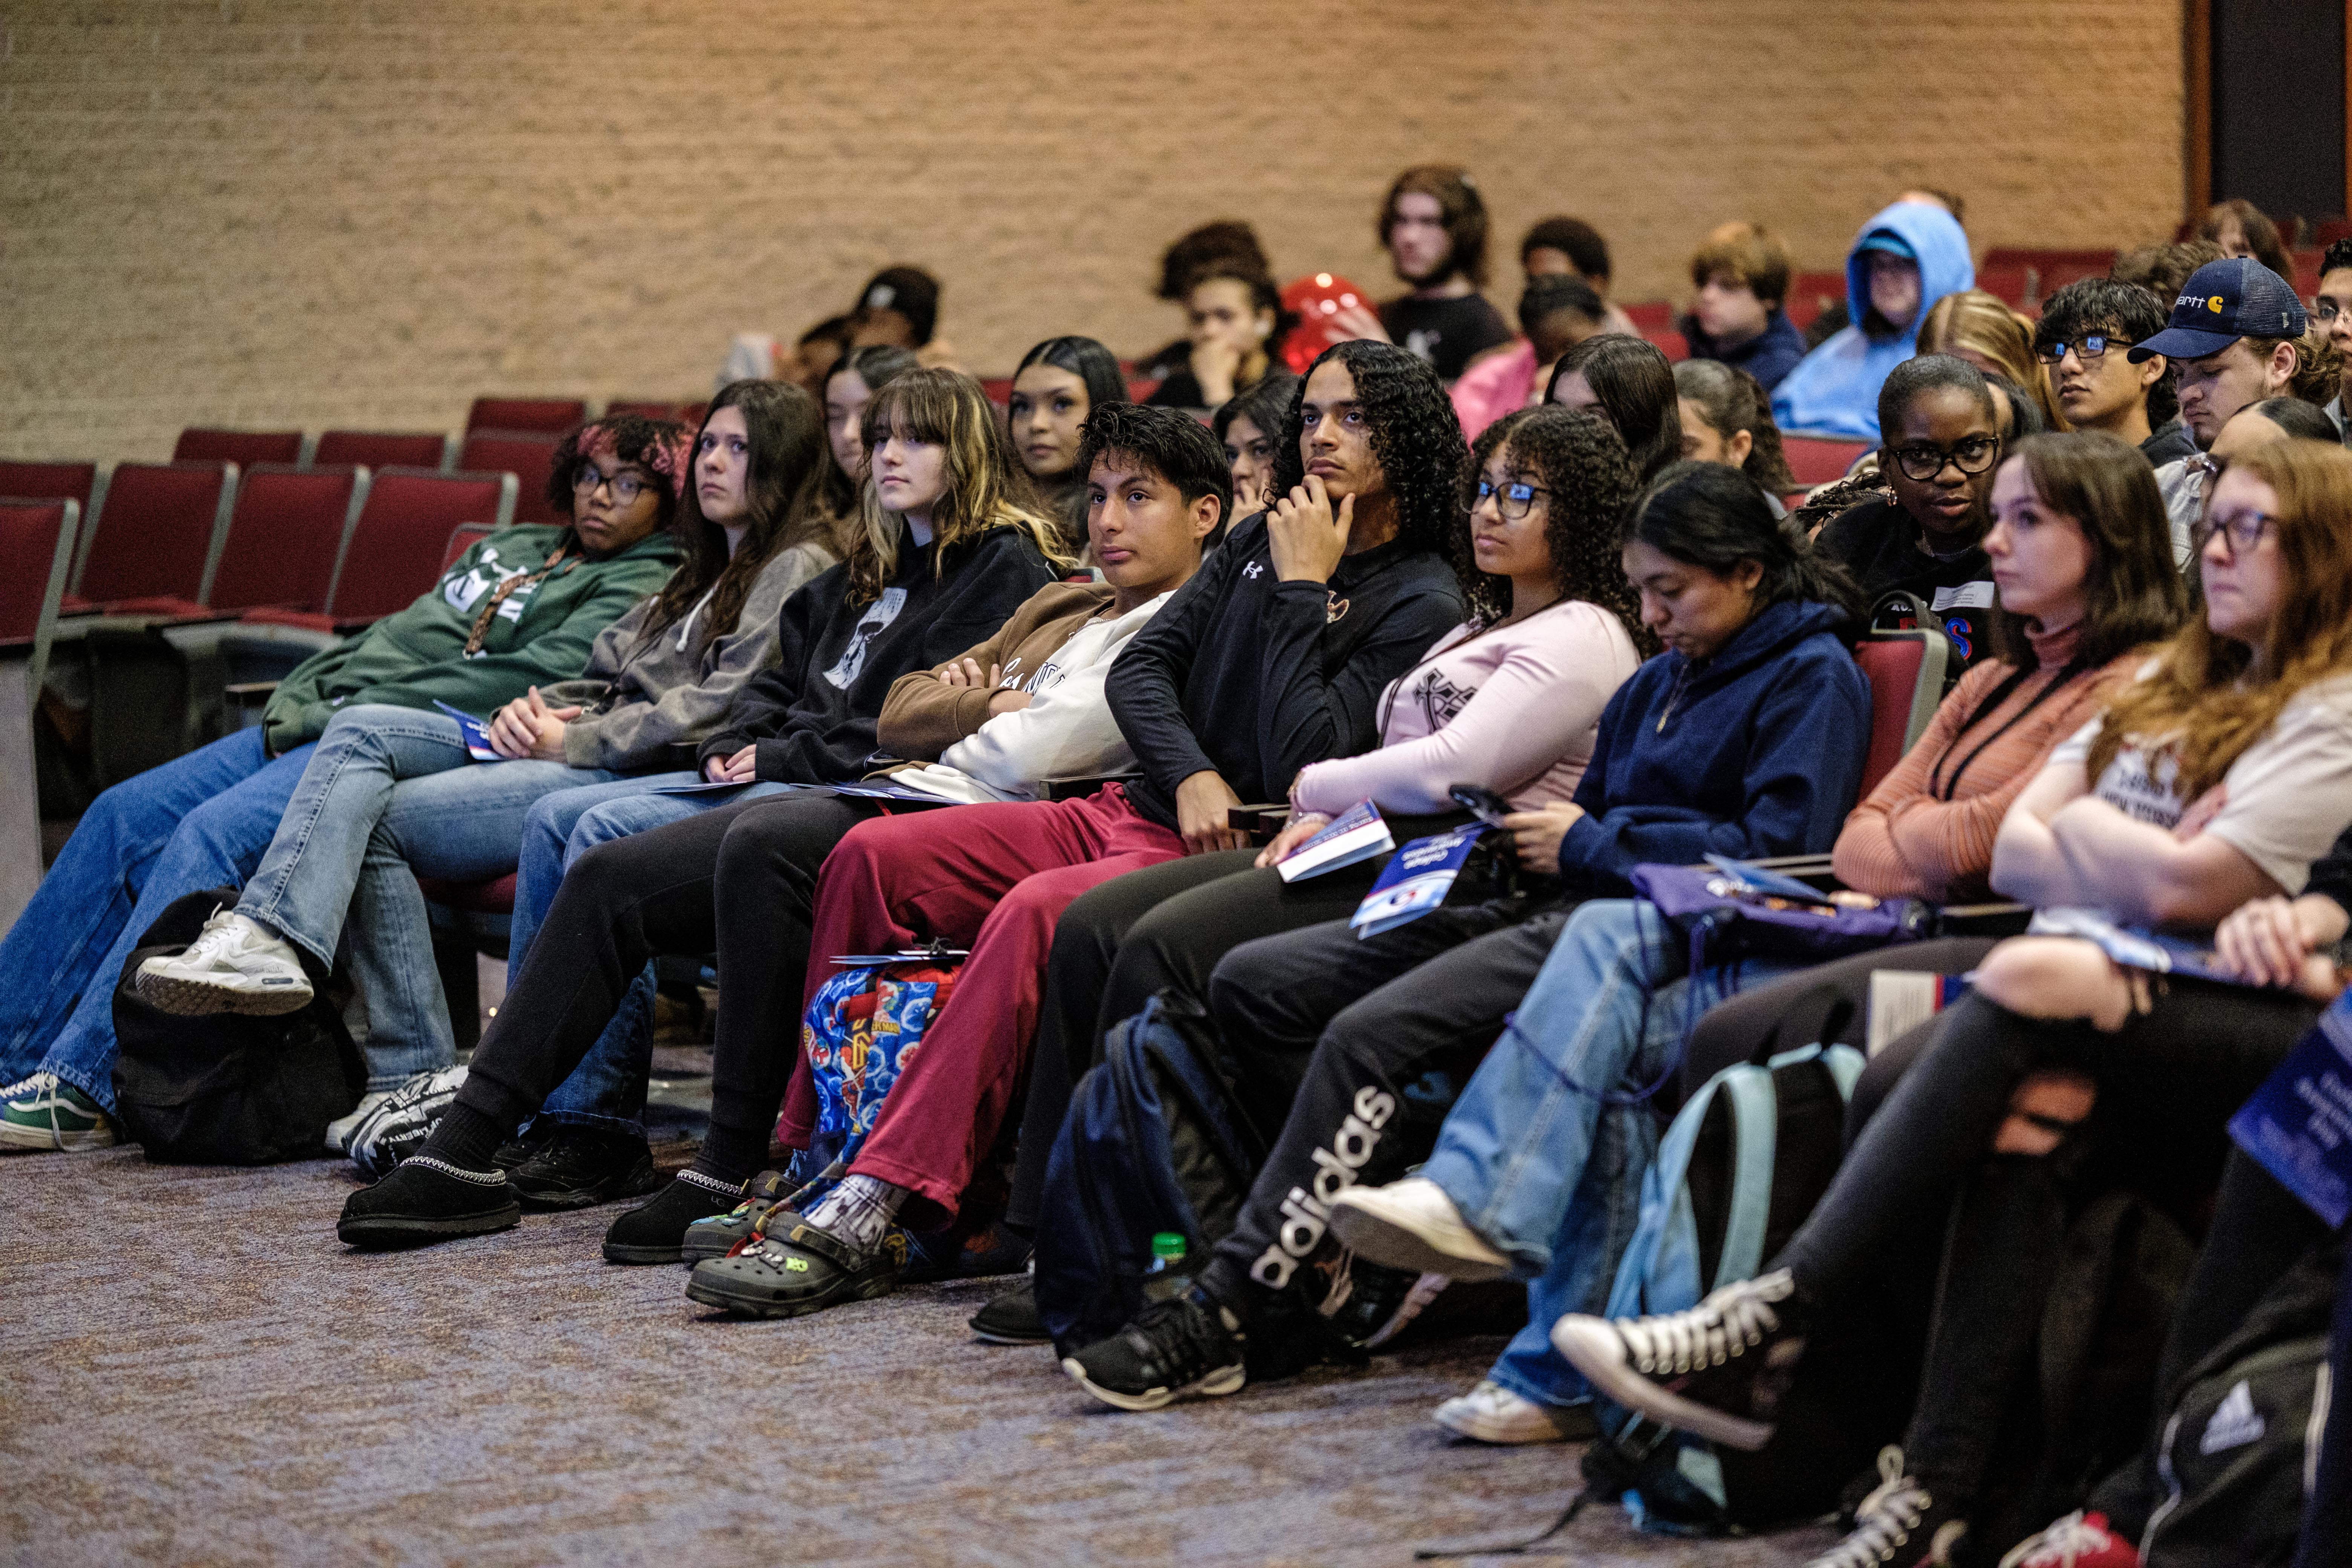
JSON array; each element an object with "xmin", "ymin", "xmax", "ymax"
[
  {"xmin": 453, "ymin": 791, "xmax": 888, "ymax": 1177},
  {"xmin": 1190, "ymin": 897, "xmax": 1574, "ymax": 1311}
]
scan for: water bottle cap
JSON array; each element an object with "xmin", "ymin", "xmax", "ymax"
[{"xmin": 1150, "ymin": 1231, "xmax": 1186, "ymax": 1260}]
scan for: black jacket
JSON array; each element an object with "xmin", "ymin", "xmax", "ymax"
[
  {"xmin": 1107, "ymin": 512, "xmax": 1463, "ymax": 831},
  {"xmin": 698, "ymin": 526, "xmax": 1060, "ymax": 783},
  {"xmin": 1816, "ymin": 497, "xmax": 1998, "ymax": 669}
]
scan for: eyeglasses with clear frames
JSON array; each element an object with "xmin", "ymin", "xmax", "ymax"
[
  {"xmin": 2190, "ymin": 510, "xmax": 2273, "ymax": 556},
  {"xmin": 1475, "ymin": 478, "xmax": 1552, "ymax": 520},
  {"xmin": 573, "ymin": 467, "xmax": 652, "ymax": 504},
  {"xmin": 2033, "ymin": 334, "xmax": 2132, "ymax": 365}
]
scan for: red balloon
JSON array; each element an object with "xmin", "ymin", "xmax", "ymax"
[{"xmin": 1279, "ymin": 273, "xmax": 1375, "ymax": 374}]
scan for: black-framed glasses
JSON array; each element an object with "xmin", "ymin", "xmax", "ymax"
[
  {"xmin": 1890, "ymin": 436, "xmax": 2001, "ymax": 482},
  {"xmin": 573, "ymin": 468, "xmax": 652, "ymax": 504},
  {"xmin": 2191, "ymin": 510, "xmax": 2274, "ymax": 556},
  {"xmin": 2034, "ymin": 334, "xmax": 2132, "ymax": 365},
  {"xmin": 1475, "ymin": 478, "xmax": 1551, "ymax": 520}
]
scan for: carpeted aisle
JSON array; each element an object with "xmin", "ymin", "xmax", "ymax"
[{"xmin": 0, "ymin": 1149, "xmax": 1831, "ymax": 1566}]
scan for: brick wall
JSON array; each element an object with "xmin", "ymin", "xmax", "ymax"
[{"xmin": 1, "ymin": 0, "xmax": 2184, "ymax": 464}]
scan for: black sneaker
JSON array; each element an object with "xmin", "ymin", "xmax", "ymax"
[
  {"xmin": 680, "ymin": 1168, "xmax": 804, "ymax": 1265},
  {"xmin": 602, "ymin": 1171, "xmax": 744, "ymax": 1265},
  {"xmin": 683, "ymin": 1218, "xmax": 908, "ymax": 1319},
  {"xmin": 491, "ymin": 1123, "xmax": 554, "ymax": 1173},
  {"xmin": 337, "ymin": 1156, "xmax": 520, "ymax": 1250},
  {"xmin": 508, "ymin": 1126, "xmax": 664, "ymax": 1211},
  {"xmin": 1062, "ymin": 1287, "xmax": 1246, "ymax": 1411},
  {"xmin": 1548, "ymin": 1268, "xmax": 1807, "ymax": 1451},
  {"xmin": 969, "ymin": 1275, "xmax": 1049, "ymax": 1345},
  {"xmin": 1802, "ymin": 1448, "xmax": 1968, "ymax": 1568}
]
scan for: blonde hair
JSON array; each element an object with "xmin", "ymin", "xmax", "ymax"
[
  {"xmin": 2087, "ymin": 439, "xmax": 2352, "ymax": 800},
  {"xmin": 1918, "ymin": 289, "xmax": 2066, "ymax": 432},
  {"xmin": 851, "ymin": 368, "xmax": 1073, "ymax": 602}
]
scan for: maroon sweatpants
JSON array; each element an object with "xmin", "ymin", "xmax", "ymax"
[{"xmin": 782, "ymin": 784, "xmax": 1185, "ymax": 1226}]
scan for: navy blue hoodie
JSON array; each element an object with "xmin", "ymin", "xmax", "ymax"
[{"xmin": 1558, "ymin": 598, "xmax": 1870, "ymax": 887}]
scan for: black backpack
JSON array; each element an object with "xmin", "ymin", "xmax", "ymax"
[{"xmin": 110, "ymin": 886, "xmax": 366, "ymax": 1164}]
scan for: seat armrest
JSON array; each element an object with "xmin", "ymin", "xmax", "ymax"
[{"xmin": 225, "ymin": 681, "xmax": 279, "ymax": 710}]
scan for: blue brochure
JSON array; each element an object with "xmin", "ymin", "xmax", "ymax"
[
  {"xmin": 1274, "ymin": 799, "xmax": 1395, "ymax": 884},
  {"xmin": 432, "ymin": 700, "xmax": 503, "ymax": 762},
  {"xmin": 1350, "ymin": 824, "xmax": 1490, "ymax": 939},
  {"xmin": 2229, "ymin": 989, "xmax": 2352, "ymax": 1228},
  {"xmin": 2031, "ymin": 907, "xmax": 2249, "ymax": 986}
]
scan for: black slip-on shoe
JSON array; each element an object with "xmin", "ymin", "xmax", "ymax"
[
  {"xmin": 969, "ymin": 1275, "xmax": 1050, "ymax": 1345},
  {"xmin": 337, "ymin": 1156, "xmax": 520, "ymax": 1250},
  {"xmin": 508, "ymin": 1126, "xmax": 664, "ymax": 1211},
  {"xmin": 683, "ymin": 1219, "xmax": 907, "ymax": 1319},
  {"xmin": 602, "ymin": 1171, "xmax": 745, "ymax": 1265}
]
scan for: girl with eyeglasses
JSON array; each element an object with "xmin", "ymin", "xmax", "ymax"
[{"xmin": 1551, "ymin": 439, "xmax": 2352, "ymax": 1567}]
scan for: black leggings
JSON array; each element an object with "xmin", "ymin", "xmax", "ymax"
[{"xmin": 453, "ymin": 791, "xmax": 884, "ymax": 1178}]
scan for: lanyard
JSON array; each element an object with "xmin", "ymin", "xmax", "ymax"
[
  {"xmin": 1928, "ymin": 655, "xmax": 2089, "ymax": 801},
  {"xmin": 464, "ymin": 542, "xmax": 581, "ymax": 656}
]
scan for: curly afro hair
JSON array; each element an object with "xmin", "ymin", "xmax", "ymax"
[
  {"xmin": 1272, "ymin": 340, "xmax": 1467, "ymax": 557},
  {"xmin": 548, "ymin": 411, "xmax": 691, "ymax": 532},
  {"xmin": 1462, "ymin": 406, "xmax": 1656, "ymax": 656}
]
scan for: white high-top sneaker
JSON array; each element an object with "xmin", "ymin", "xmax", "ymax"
[{"xmin": 135, "ymin": 912, "xmax": 314, "ymax": 1016}]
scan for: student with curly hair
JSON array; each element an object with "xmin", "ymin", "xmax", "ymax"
[
  {"xmin": 1145, "ymin": 258, "xmax": 1290, "ymax": 412},
  {"xmin": 1673, "ymin": 358, "xmax": 1799, "ymax": 497}
]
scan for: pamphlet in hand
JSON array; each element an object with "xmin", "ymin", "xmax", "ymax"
[
  {"xmin": 1349, "ymin": 825, "xmax": 1490, "ymax": 939},
  {"xmin": 432, "ymin": 700, "xmax": 504, "ymax": 763},
  {"xmin": 1274, "ymin": 800, "xmax": 1395, "ymax": 885},
  {"xmin": 2229, "ymin": 989, "xmax": 2352, "ymax": 1227},
  {"xmin": 651, "ymin": 779, "xmax": 764, "ymax": 796},
  {"xmin": 830, "ymin": 944, "xmax": 972, "ymax": 967},
  {"xmin": 2029, "ymin": 907, "xmax": 2249, "ymax": 986}
]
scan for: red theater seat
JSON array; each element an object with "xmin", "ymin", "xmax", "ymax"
[
  {"xmin": 0, "ymin": 459, "xmax": 100, "ymax": 519},
  {"xmin": 315, "ymin": 430, "xmax": 448, "ymax": 471},
  {"xmin": 173, "ymin": 428, "xmax": 303, "ymax": 469},
  {"xmin": 65, "ymin": 461, "xmax": 237, "ymax": 614},
  {"xmin": 1782, "ymin": 437, "xmax": 1871, "ymax": 486},
  {"xmin": 466, "ymin": 397, "xmax": 586, "ymax": 436},
  {"xmin": 245, "ymin": 466, "xmax": 514, "ymax": 629},
  {"xmin": 207, "ymin": 465, "xmax": 366, "ymax": 614},
  {"xmin": 1853, "ymin": 627, "xmax": 1952, "ymax": 797},
  {"xmin": 457, "ymin": 431, "xmax": 563, "ymax": 526}
]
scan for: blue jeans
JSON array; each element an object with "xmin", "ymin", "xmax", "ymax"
[
  {"xmin": 1418, "ymin": 897, "xmax": 1796, "ymax": 1409},
  {"xmin": 234, "ymin": 705, "xmax": 624, "ymax": 1092},
  {"xmin": 511, "ymin": 776, "xmax": 786, "ymax": 1133},
  {"xmin": 0, "ymin": 729, "xmax": 314, "ymax": 1111}
]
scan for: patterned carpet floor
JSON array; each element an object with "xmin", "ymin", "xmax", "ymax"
[{"xmin": 0, "ymin": 1147, "xmax": 1835, "ymax": 1566}]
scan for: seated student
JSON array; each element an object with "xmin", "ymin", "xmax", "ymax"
[
  {"xmin": 2130, "ymin": 256, "xmax": 2311, "ymax": 562},
  {"xmin": 665, "ymin": 343, "xmax": 1469, "ymax": 1305},
  {"xmin": 2219, "ymin": 393, "xmax": 2344, "ymax": 451},
  {"xmin": 1144, "ymin": 259, "xmax": 1289, "ymax": 412},
  {"xmin": 1980, "ymin": 370, "xmax": 2047, "ymax": 447},
  {"xmin": 1367, "ymin": 165, "xmax": 1514, "ymax": 382},
  {"xmin": 332, "ymin": 370, "xmax": 1070, "ymax": 1246},
  {"xmin": 1136, "ymin": 220, "xmax": 1276, "ymax": 381},
  {"xmin": 720, "ymin": 314, "xmax": 854, "ymax": 397},
  {"xmin": 818, "ymin": 345, "xmax": 921, "ymax": 529},
  {"xmin": 126, "ymin": 388, "xmax": 842, "ymax": 1189},
  {"xmin": 2110, "ymin": 237, "xmax": 2225, "ymax": 303},
  {"xmin": 1009, "ymin": 336, "xmax": 1130, "ymax": 553},
  {"xmin": 2032, "ymin": 277, "xmax": 2183, "ymax": 465},
  {"xmin": 1545, "ymin": 334, "xmax": 1685, "ymax": 481},
  {"xmin": 1772, "ymin": 199, "xmax": 1974, "ymax": 440},
  {"xmin": 1519, "ymin": 216, "xmax": 1642, "ymax": 337},
  {"xmin": 1800, "ymin": 188, "xmax": 1969, "ymax": 350},
  {"xmin": 847, "ymin": 264, "xmax": 957, "ymax": 370},
  {"xmin": 1450, "ymin": 273, "xmax": 1606, "ymax": 441},
  {"xmin": 2317, "ymin": 237, "xmax": 2352, "ymax": 437},
  {"xmin": 1813, "ymin": 354, "xmax": 2003, "ymax": 669},
  {"xmin": 1673, "ymin": 358, "xmax": 1799, "ymax": 501},
  {"xmin": 1553, "ymin": 438, "xmax": 2352, "ymax": 1568},
  {"xmin": 1919, "ymin": 289, "xmax": 2065, "ymax": 431},
  {"xmin": 1060, "ymin": 460, "xmax": 1873, "ymax": 1412},
  {"xmin": 0, "ymin": 428, "xmax": 684, "ymax": 1154},
  {"xmin": 1331, "ymin": 430, "xmax": 2180, "ymax": 1444},
  {"xmin": 959, "ymin": 405, "xmax": 1655, "ymax": 1347},
  {"xmin": 1211, "ymin": 370, "xmax": 1300, "ymax": 518},
  {"xmin": 2197, "ymin": 196, "xmax": 2294, "ymax": 280},
  {"xmin": 1677, "ymin": 220, "xmax": 1807, "ymax": 392}
]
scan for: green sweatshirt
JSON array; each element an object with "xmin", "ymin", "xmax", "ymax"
[{"xmin": 261, "ymin": 524, "xmax": 684, "ymax": 754}]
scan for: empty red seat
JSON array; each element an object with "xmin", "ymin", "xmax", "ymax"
[
  {"xmin": 66, "ymin": 461, "xmax": 237, "ymax": 613},
  {"xmin": 207, "ymin": 465, "xmax": 366, "ymax": 613},
  {"xmin": 1782, "ymin": 437, "xmax": 1871, "ymax": 485},
  {"xmin": 466, "ymin": 397, "xmax": 585, "ymax": 436},
  {"xmin": 1981, "ymin": 248, "xmax": 2118, "ymax": 305},
  {"xmin": 457, "ymin": 431, "xmax": 563, "ymax": 526},
  {"xmin": 1621, "ymin": 300, "xmax": 1675, "ymax": 331},
  {"xmin": 248, "ymin": 466, "xmax": 514, "ymax": 628},
  {"xmin": 1641, "ymin": 327, "xmax": 1690, "ymax": 362},
  {"xmin": 173, "ymin": 428, "xmax": 303, "ymax": 468},
  {"xmin": 604, "ymin": 401, "xmax": 681, "ymax": 420},
  {"xmin": 0, "ymin": 459, "xmax": 99, "ymax": 518},
  {"xmin": 1853, "ymin": 627, "xmax": 1954, "ymax": 797},
  {"xmin": 0, "ymin": 499, "xmax": 79, "ymax": 650},
  {"xmin": 1125, "ymin": 377, "xmax": 1164, "ymax": 403},
  {"xmin": 315, "ymin": 430, "xmax": 448, "ymax": 470},
  {"xmin": 980, "ymin": 376, "xmax": 1015, "ymax": 404}
]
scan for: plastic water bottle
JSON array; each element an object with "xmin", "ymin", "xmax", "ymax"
[{"xmin": 1141, "ymin": 1231, "xmax": 1191, "ymax": 1302}]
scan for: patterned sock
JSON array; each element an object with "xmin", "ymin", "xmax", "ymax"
[{"xmin": 804, "ymin": 1173, "xmax": 908, "ymax": 1250}]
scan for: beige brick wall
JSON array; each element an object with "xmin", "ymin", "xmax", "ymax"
[{"xmin": 1, "ymin": 0, "xmax": 2184, "ymax": 465}]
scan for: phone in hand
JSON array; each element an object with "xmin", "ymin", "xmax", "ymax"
[{"xmin": 1449, "ymin": 783, "xmax": 1515, "ymax": 827}]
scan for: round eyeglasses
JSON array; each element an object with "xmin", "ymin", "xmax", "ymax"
[{"xmin": 1890, "ymin": 436, "xmax": 2001, "ymax": 483}]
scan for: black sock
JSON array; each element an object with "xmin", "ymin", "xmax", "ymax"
[
  {"xmin": 696, "ymin": 1121, "xmax": 768, "ymax": 1187},
  {"xmin": 419, "ymin": 1103, "xmax": 505, "ymax": 1173}
]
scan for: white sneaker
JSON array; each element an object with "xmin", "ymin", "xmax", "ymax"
[
  {"xmin": 325, "ymin": 1090, "xmax": 393, "ymax": 1155},
  {"xmin": 1326, "ymin": 1177, "xmax": 1514, "ymax": 1282},
  {"xmin": 1434, "ymin": 1381, "xmax": 1572, "ymax": 1444},
  {"xmin": 135, "ymin": 912, "xmax": 313, "ymax": 1017}
]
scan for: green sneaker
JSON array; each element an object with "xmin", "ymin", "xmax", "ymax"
[{"xmin": 0, "ymin": 1072, "xmax": 119, "ymax": 1152}]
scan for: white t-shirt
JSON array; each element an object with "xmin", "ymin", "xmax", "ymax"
[{"xmin": 2043, "ymin": 668, "xmax": 2352, "ymax": 897}]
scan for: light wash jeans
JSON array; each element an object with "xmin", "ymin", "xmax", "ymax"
[
  {"xmin": 1418, "ymin": 897, "xmax": 1798, "ymax": 1410},
  {"xmin": 234, "ymin": 704, "xmax": 625, "ymax": 1092},
  {"xmin": 0, "ymin": 728, "xmax": 312, "ymax": 1111}
]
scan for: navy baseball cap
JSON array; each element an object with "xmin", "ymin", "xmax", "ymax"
[{"xmin": 2130, "ymin": 257, "xmax": 2308, "ymax": 363}]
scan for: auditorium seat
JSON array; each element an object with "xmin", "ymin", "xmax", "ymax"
[
  {"xmin": 173, "ymin": 428, "xmax": 303, "ymax": 469},
  {"xmin": 441, "ymin": 522, "xmax": 494, "ymax": 570},
  {"xmin": 314, "ymin": 430, "xmax": 449, "ymax": 471},
  {"xmin": 240, "ymin": 466, "xmax": 516, "ymax": 631},
  {"xmin": 1981, "ymin": 248, "xmax": 2116, "ymax": 308},
  {"xmin": 1781, "ymin": 436, "xmax": 1871, "ymax": 485},
  {"xmin": 1853, "ymin": 623, "xmax": 1953, "ymax": 797},
  {"xmin": 1621, "ymin": 300, "xmax": 1675, "ymax": 331},
  {"xmin": 206, "ymin": 465, "xmax": 368, "ymax": 614},
  {"xmin": 1786, "ymin": 271, "xmax": 1847, "ymax": 331},
  {"xmin": 604, "ymin": 400, "xmax": 681, "ymax": 420},
  {"xmin": 1640, "ymin": 327, "xmax": 1690, "ymax": 362},
  {"xmin": 0, "ymin": 499, "xmax": 80, "ymax": 661},
  {"xmin": 456, "ymin": 431, "xmax": 563, "ymax": 525},
  {"xmin": 0, "ymin": 499, "xmax": 78, "ymax": 926},
  {"xmin": 0, "ymin": 459, "xmax": 101, "ymax": 521},
  {"xmin": 466, "ymin": 397, "xmax": 585, "ymax": 436},
  {"xmin": 63, "ymin": 461, "xmax": 237, "ymax": 615}
]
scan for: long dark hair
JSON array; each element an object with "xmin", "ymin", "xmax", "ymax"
[
  {"xmin": 821, "ymin": 346, "xmax": 920, "ymax": 519},
  {"xmin": 1671, "ymin": 358, "xmax": 1797, "ymax": 494},
  {"xmin": 1625, "ymin": 460, "xmax": 1865, "ymax": 624},
  {"xmin": 1549, "ymin": 335, "xmax": 1683, "ymax": 482},
  {"xmin": 1013, "ymin": 336, "xmax": 1129, "ymax": 432},
  {"xmin": 1463, "ymin": 407, "xmax": 1655, "ymax": 655},
  {"xmin": 640, "ymin": 381, "xmax": 829, "ymax": 654},
  {"xmin": 1271, "ymin": 340, "xmax": 1467, "ymax": 555},
  {"xmin": 1995, "ymin": 433, "xmax": 2185, "ymax": 670}
]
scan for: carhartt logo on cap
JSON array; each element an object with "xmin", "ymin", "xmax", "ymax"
[{"xmin": 2208, "ymin": 296, "xmax": 2225, "ymax": 312}]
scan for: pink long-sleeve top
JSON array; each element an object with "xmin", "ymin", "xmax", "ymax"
[{"xmin": 1289, "ymin": 597, "xmax": 1643, "ymax": 819}]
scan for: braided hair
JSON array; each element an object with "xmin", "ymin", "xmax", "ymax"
[{"xmin": 1270, "ymin": 340, "xmax": 1467, "ymax": 556}]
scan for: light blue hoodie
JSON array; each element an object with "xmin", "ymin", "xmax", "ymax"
[{"xmin": 1771, "ymin": 201, "xmax": 1975, "ymax": 441}]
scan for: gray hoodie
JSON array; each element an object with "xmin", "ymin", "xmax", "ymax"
[{"xmin": 542, "ymin": 538, "xmax": 837, "ymax": 772}]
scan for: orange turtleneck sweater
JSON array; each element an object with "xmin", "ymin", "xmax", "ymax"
[{"xmin": 1832, "ymin": 619, "xmax": 2144, "ymax": 902}]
